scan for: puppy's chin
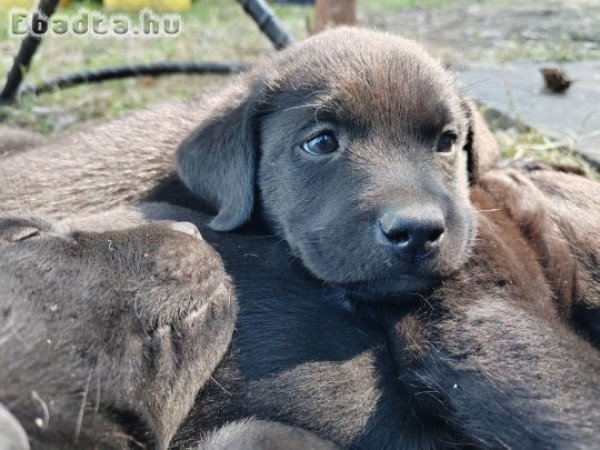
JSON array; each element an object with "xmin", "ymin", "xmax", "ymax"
[{"xmin": 341, "ymin": 276, "xmax": 441, "ymax": 303}]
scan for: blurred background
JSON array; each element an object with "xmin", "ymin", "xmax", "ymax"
[{"xmin": 0, "ymin": 0, "xmax": 598, "ymax": 171}]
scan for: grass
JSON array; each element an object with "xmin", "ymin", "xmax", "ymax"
[
  {"xmin": 493, "ymin": 128, "xmax": 599, "ymax": 178},
  {"xmin": 0, "ymin": 0, "xmax": 597, "ymax": 174}
]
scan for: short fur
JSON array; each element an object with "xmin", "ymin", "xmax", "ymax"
[
  {"xmin": 0, "ymin": 215, "xmax": 236, "ymax": 449},
  {"xmin": 166, "ymin": 170, "xmax": 600, "ymax": 448},
  {"xmin": 471, "ymin": 163, "xmax": 600, "ymax": 351},
  {"xmin": 1, "ymin": 27, "xmax": 599, "ymax": 450},
  {"xmin": 196, "ymin": 419, "xmax": 339, "ymax": 450}
]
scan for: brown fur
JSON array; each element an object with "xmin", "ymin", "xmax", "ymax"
[
  {"xmin": 0, "ymin": 27, "xmax": 598, "ymax": 449},
  {"xmin": 0, "ymin": 215, "xmax": 236, "ymax": 449},
  {"xmin": 0, "ymin": 103, "xmax": 198, "ymax": 219},
  {"xmin": 175, "ymin": 28, "xmax": 499, "ymax": 293},
  {"xmin": 494, "ymin": 163, "xmax": 600, "ymax": 346},
  {"xmin": 369, "ymin": 170, "xmax": 600, "ymax": 447}
]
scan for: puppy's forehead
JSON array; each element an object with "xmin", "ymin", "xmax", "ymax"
[{"xmin": 265, "ymin": 29, "xmax": 461, "ymax": 133}]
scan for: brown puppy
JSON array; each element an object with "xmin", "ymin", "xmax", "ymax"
[
  {"xmin": 0, "ymin": 211, "xmax": 341, "ymax": 450},
  {"xmin": 481, "ymin": 162, "xmax": 600, "ymax": 347},
  {"xmin": 0, "ymin": 215, "xmax": 236, "ymax": 449},
  {"xmin": 177, "ymin": 28, "xmax": 498, "ymax": 296},
  {"xmin": 0, "ymin": 28, "xmax": 498, "ymax": 299}
]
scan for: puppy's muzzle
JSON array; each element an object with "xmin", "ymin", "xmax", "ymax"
[{"xmin": 378, "ymin": 206, "xmax": 445, "ymax": 262}]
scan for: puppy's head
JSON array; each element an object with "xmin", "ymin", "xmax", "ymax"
[
  {"xmin": 177, "ymin": 28, "xmax": 498, "ymax": 299},
  {"xmin": 0, "ymin": 215, "xmax": 235, "ymax": 449}
]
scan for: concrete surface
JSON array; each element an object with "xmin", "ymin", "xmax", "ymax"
[{"xmin": 457, "ymin": 60, "xmax": 600, "ymax": 165}]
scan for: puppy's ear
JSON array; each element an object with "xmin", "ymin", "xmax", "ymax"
[
  {"xmin": 461, "ymin": 98, "xmax": 499, "ymax": 183},
  {"xmin": 176, "ymin": 75, "xmax": 263, "ymax": 231}
]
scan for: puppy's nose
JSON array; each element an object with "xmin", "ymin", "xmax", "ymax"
[{"xmin": 378, "ymin": 207, "xmax": 445, "ymax": 261}]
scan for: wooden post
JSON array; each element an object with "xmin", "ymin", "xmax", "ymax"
[{"xmin": 313, "ymin": 0, "xmax": 356, "ymax": 34}]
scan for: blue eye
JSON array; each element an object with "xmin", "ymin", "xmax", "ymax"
[
  {"xmin": 436, "ymin": 130, "xmax": 458, "ymax": 153},
  {"xmin": 302, "ymin": 131, "xmax": 339, "ymax": 156}
]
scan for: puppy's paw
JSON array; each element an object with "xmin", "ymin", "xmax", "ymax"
[
  {"xmin": 0, "ymin": 215, "xmax": 62, "ymax": 244},
  {"xmin": 198, "ymin": 420, "xmax": 340, "ymax": 450},
  {"xmin": 0, "ymin": 403, "xmax": 29, "ymax": 450},
  {"xmin": 166, "ymin": 220, "xmax": 203, "ymax": 239}
]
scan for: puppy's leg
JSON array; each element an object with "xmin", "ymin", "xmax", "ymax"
[
  {"xmin": 197, "ymin": 420, "xmax": 339, "ymax": 450},
  {"xmin": 0, "ymin": 403, "xmax": 29, "ymax": 450},
  {"xmin": 0, "ymin": 212, "xmax": 236, "ymax": 449},
  {"xmin": 0, "ymin": 101, "xmax": 203, "ymax": 219}
]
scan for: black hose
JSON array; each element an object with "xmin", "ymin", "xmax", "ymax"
[
  {"xmin": 0, "ymin": 0, "xmax": 60, "ymax": 104},
  {"xmin": 23, "ymin": 61, "xmax": 250, "ymax": 96},
  {"xmin": 0, "ymin": 0, "xmax": 293, "ymax": 102},
  {"xmin": 236, "ymin": 0, "xmax": 295, "ymax": 49}
]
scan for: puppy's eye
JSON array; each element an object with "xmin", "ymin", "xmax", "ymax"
[
  {"xmin": 302, "ymin": 131, "xmax": 339, "ymax": 156},
  {"xmin": 436, "ymin": 131, "xmax": 458, "ymax": 153}
]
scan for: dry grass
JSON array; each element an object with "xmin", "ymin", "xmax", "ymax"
[{"xmin": 494, "ymin": 127, "xmax": 599, "ymax": 178}]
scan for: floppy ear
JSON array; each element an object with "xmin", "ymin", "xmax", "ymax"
[
  {"xmin": 461, "ymin": 98, "xmax": 500, "ymax": 184},
  {"xmin": 176, "ymin": 75, "xmax": 262, "ymax": 231}
]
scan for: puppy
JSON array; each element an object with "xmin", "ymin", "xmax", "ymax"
[
  {"xmin": 0, "ymin": 28, "xmax": 498, "ymax": 299},
  {"xmin": 0, "ymin": 215, "xmax": 236, "ymax": 449},
  {"xmin": 176, "ymin": 27, "xmax": 498, "ymax": 297},
  {"xmin": 0, "ymin": 211, "xmax": 341, "ymax": 450}
]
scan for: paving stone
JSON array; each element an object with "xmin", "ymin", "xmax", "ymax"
[{"xmin": 457, "ymin": 61, "xmax": 600, "ymax": 165}]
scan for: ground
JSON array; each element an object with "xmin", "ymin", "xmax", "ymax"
[{"xmin": 0, "ymin": 0, "xmax": 598, "ymax": 173}]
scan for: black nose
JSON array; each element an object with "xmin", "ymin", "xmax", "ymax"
[{"xmin": 378, "ymin": 207, "xmax": 445, "ymax": 261}]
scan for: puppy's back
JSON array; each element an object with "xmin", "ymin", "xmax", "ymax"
[{"xmin": 0, "ymin": 100, "xmax": 205, "ymax": 219}]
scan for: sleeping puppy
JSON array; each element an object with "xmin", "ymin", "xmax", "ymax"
[
  {"xmin": 0, "ymin": 28, "xmax": 498, "ymax": 300},
  {"xmin": 0, "ymin": 213, "xmax": 338, "ymax": 450},
  {"xmin": 0, "ymin": 215, "xmax": 236, "ymax": 449}
]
